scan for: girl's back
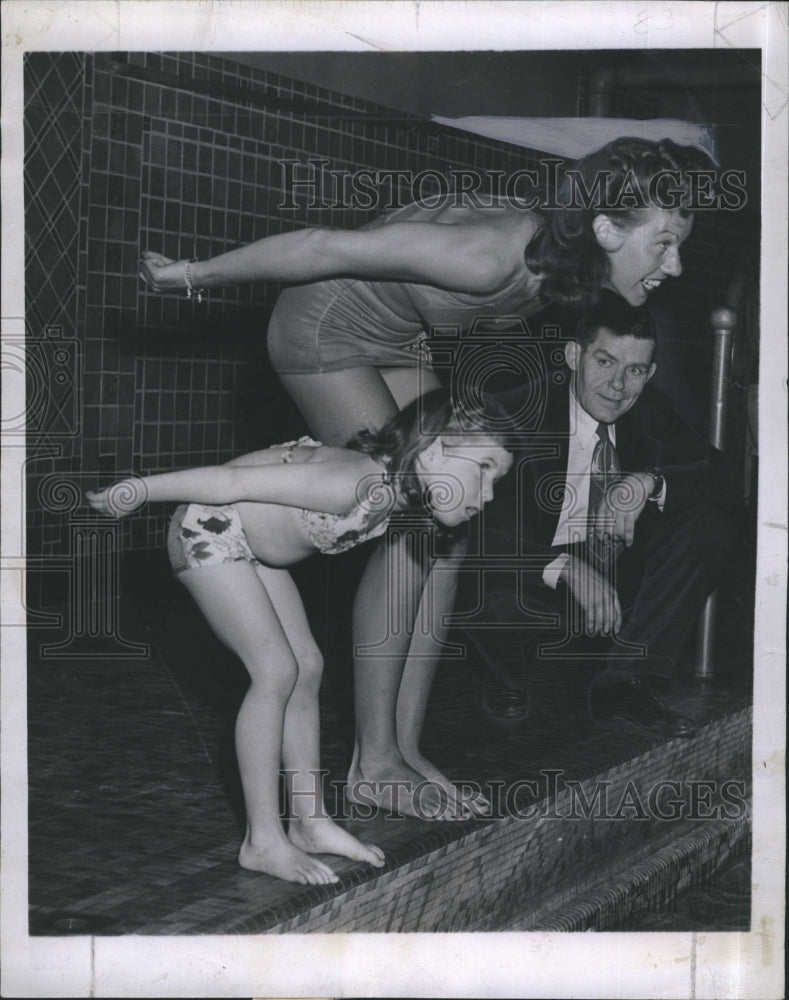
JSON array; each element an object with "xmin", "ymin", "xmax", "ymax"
[{"xmin": 228, "ymin": 441, "xmax": 390, "ymax": 565}]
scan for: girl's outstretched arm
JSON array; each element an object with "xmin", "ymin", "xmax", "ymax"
[
  {"xmin": 86, "ymin": 449, "xmax": 387, "ymax": 517},
  {"xmin": 140, "ymin": 219, "xmax": 517, "ymax": 296}
]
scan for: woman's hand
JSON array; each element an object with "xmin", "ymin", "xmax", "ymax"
[
  {"xmin": 139, "ymin": 251, "xmax": 187, "ymax": 292},
  {"xmin": 85, "ymin": 479, "xmax": 148, "ymax": 517}
]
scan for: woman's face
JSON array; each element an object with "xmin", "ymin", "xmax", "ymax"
[
  {"xmin": 598, "ymin": 207, "xmax": 694, "ymax": 307},
  {"xmin": 414, "ymin": 436, "xmax": 513, "ymax": 528}
]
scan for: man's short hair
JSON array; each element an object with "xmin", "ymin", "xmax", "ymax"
[{"xmin": 574, "ymin": 292, "xmax": 657, "ymax": 351}]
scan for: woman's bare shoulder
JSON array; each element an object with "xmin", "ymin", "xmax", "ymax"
[
  {"xmin": 458, "ymin": 203, "xmax": 541, "ymax": 239},
  {"xmin": 445, "ymin": 207, "xmax": 542, "ymax": 286}
]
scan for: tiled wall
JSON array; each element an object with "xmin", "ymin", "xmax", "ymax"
[
  {"xmin": 24, "ymin": 51, "xmax": 758, "ymax": 571},
  {"xmin": 24, "ymin": 53, "xmax": 86, "ymax": 561}
]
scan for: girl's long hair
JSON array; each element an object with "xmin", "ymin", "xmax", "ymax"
[
  {"xmin": 526, "ymin": 137, "xmax": 716, "ymax": 309},
  {"xmin": 347, "ymin": 387, "xmax": 510, "ymax": 544}
]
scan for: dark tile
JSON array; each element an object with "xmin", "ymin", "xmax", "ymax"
[
  {"xmin": 127, "ymin": 145, "xmax": 142, "ymax": 177},
  {"xmin": 197, "ymin": 178, "xmax": 212, "ymax": 208},
  {"xmin": 165, "ymin": 201, "xmax": 180, "ymax": 233},
  {"xmin": 158, "ymin": 424, "xmax": 173, "ymax": 453},
  {"xmin": 143, "ymin": 85, "xmax": 161, "ymax": 116},
  {"xmin": 147, "ymin": 198, "xmax": 164, "ymax": 230},
  {"xmin": 108, "ymin": 141, "xmax": 125, "ymax": 174},
  {"xmin": 105, "ymin": 207, "xmax": 123, "ymax": 241},
  {"xmin": 104, "ymin": 274, "xmax": 122, "ymax": 306},
  {"xmin": 182, "ymin": 174, "xmax": 197, "ymax": 204},
  {"xmin": 160, "ymin": 88, "xmax": 176, "ymax": 118}
]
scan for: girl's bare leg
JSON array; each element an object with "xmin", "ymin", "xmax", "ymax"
[
  {"xmin": 252, "ymin": 564, "xmax": 385, "ymax": 869},
  {"xmin": 179, "ymin": 562, "xmax": 338, "ymax": 884}
]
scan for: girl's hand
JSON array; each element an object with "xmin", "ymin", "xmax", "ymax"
[
  {"xmin": 139, "ymin": 251, "xmax": 187, "ymax": 292},
  {"xmin": 85, "ymin": 479, "xmax": 147, "ymax": 518}
]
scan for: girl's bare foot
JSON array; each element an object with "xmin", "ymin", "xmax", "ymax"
[
  {"xmin": 346, "ymin": 747, "xmax": 449, "ymax": 820},
  {"xmin": 238, "ymin": 831, "xmax": 339, "ymax": 885},
  {"xmin": 288, "ymin": 816, "xmax": 386, "ymax": 868}
]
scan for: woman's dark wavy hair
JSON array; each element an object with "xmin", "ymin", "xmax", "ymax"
[
  {"xmin": 525, "ymin": 137, "xmax": 715, "ymax": 310},
  {"xmin": 347, "ymin": 387, "xmax": 511, "ymax": 544}
]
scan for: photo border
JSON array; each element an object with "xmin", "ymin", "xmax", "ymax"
[{"xmin": 2, "ymin": 2, "xmax": 785, "ymax": 997}]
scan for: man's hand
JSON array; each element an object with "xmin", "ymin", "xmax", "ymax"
[
  {"xmin": 559, "ymin": 554, "xmax": 622, "ymax": 636},
  {"xmin": 589, "ymin": 471, "xmax": 653, "ymax": 549}
]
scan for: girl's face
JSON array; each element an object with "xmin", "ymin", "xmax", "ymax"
[
  {"xmin": 414, "ymin": 436, "xmax": 513, "ymax": 527},
  {"xmin": 597, "ymin": 207, "xmax": 694, "ymax": 307}
]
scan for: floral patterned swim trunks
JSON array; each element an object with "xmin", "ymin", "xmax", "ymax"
[
  {"xmin": 166, "ymin": 437, "xmax": 321, "ymax": 575},
  {"xmin": 167, "ymin": 502, "xmax": 260, "ymax": 575}
]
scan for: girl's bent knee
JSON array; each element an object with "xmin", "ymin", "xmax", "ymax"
[{"xmin": 245, "ymin": 654, "xmax": 299, "ymax": 700}]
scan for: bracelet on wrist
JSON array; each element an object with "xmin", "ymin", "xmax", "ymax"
[{"xmin": 184, "ymin": 259, "xmax": 206, "ymax": 303}]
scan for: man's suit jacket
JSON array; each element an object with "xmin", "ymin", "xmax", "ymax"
[{"xmin": 480, "ymin": 370, "xmax": 737, "ymax": 579}]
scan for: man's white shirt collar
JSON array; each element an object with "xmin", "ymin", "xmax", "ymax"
[{"xmin": 569, "ymin": 382, "xmax": 616, "ymax": 447}]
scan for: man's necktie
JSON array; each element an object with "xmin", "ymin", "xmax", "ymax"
[{"xmin": 587, "ymin": 422, "xmax": 622, "ymax": 567}]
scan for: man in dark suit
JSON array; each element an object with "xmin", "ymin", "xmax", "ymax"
[{"xmin": 460, "ymin": 295, "xmax": 736, "ymax": 737}]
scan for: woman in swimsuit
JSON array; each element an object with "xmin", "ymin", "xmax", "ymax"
[
  {"xmin": 140, "ymin": 137, "xmax": 713, "ymax": 818},
  {"xmin": 86, "ymin": 390, "xmax": 513, "ymax": 883}
]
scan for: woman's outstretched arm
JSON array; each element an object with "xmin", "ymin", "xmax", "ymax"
[
  {"xmin": 140, "ymin": 219, "xmax": 520, "ymax": 296},
  {"xmin": 86, "ymin": 449, "xmax": 384, "ymax": 517}
]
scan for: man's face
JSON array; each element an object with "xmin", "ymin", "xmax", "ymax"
[
  {"xmin": 566, "ymin": 327, "xmax": 656, "ymax": 424},
  {"xmin": 600, "ymin": 208, "xmax": 694, "ymax": 306}
]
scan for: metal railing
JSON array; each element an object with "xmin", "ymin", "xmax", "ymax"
[{"xmin": 695, "ymin": 306, "xmax": 737, "ymax": 679}]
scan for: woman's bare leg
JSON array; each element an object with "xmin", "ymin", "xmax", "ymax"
[
  {"xmin": 278, "ymin": 366, "xmax": 401, "ymax": 445},
  {"xmin": 370, "ymin": 368, "xmax": 483, "ymax": 816},
  {"xmin": 394, "ymin": 546, "xmax": 491, "ymax": 818},
  {"xmin": 252, "ymin": 564, "xmax": 384, "ymax": 869},
  {"xmin": 352, "ymin": 540, "xmax": 488, "ymax": 820},
  {"xmin": 279, "ymin": 364, "xmax": 471, "ymax": 818},
  {"xmin": 179, "ymin": 562, "xmax": 338, "ymax": 884},
  {"xmin": 346, "ymin": 533, "xmax": 448, "ymax": 818}
]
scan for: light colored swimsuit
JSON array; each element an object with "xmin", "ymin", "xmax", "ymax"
[
  {"xmin": 266, "ymin": 201, "xmax": 539, "ymax": 374},
  {"xmin": 166, "ymin": 438, "xmax": 390, "ymax": 574}
]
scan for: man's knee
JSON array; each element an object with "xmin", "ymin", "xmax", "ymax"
[{"xmin": 649, "ymin": 501, "xmax": 736, "ymax": 562}]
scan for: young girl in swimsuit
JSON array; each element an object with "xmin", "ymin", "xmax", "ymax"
[
  {"xmin": 86, "ymin": 390, "xmax": 513, "ymax": 884},
  {"xmin": 139, "ymin": 137, "xmax": 712, "ymax": 819}
]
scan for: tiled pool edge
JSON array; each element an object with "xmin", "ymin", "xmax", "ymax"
[{"xmin": 242, "ymin": 706, "xmax": 751, "ymax": 933}]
